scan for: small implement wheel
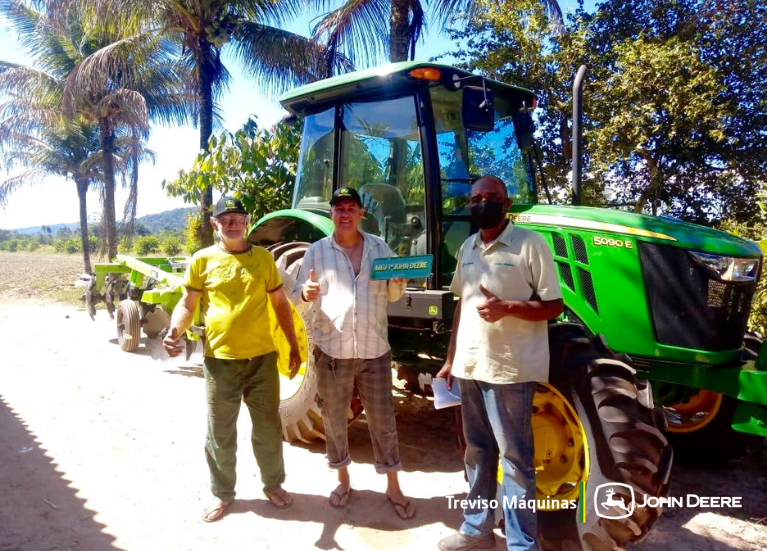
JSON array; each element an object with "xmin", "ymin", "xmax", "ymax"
[{"xmin": 116, "ymin": 300, "xmax": 141, "ymax": 352}]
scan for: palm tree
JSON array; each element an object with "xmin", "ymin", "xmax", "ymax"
[
  {"xmin": 91, "ymin": 0, "xmax": 349, "ymax": 248},
  {"xmin": 0, "ymin": 59, "xmax": 102, "ymax": 272},
  {"xmin": 61, "ymin": 8, "xmax": 194, "ymax": 258},
  {"xmin": 314, "ymin": 0, "xmax": 563, "ymax": 64},
  {"xmin": 2, "ymin": 0, "xmax": 192, "ymax": 260}
]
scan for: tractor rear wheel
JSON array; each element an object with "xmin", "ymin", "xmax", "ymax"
[
  {"xmin": 116, "ymin": 300, "xmax": 141, "ymax": 353},
  {"xmin": 538, "ymin": 323, "xmax": 673, "ymax": 551},
  {"xmin": 270, "ymin": 242, "xmax": 363, "ymax": 443}
]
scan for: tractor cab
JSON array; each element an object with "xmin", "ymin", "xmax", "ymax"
[{"xmin": 253, "ymin": 62, "xmax": 539, "ymax": 290}]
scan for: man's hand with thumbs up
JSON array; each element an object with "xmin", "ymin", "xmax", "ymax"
[
  {"xmin": 302, "ymin": 268, "xmax": 321, "ymax": 302},
  {"xmin": 477, "ymin": 284, "xmax": 509, "ymax": 323}
]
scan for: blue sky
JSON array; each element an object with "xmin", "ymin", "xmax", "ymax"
[{"xmin": 0, "ymin": 2, "xmax": 589, "ymax": 230}]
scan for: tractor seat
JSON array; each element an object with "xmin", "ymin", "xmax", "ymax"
[{"xmin": 359, "ymin": 183, "xmax": 407, "ymax": 240}]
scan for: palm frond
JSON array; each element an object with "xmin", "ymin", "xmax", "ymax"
[
  {"xmin": 408, "ymin": 0, "xmax": 426, "ymax": 61},
  {"xmin": 231, "ymin": 21, "xmax": 336, "ymax": 95},
  {"xmin": 0, "ymin": 168, "xmax": 47, "ymax": 206},
  {"xmin": 312, "ymin": 0, "xmax": 390, "ymax": 69},
  {"xmin": 93, "ymin": 89, "xmax": 149, "ymax": 131}
]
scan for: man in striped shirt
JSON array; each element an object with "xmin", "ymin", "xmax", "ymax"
[{"xmin": 293, "ymin": 187, "xmax": 415, "ymax": 519}]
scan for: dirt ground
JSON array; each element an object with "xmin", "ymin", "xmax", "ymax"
[{"xmin": 0, "ymin": 252, "xmax": 765, "ymax": 551}]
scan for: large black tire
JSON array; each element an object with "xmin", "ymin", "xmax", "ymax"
[
  {"xmin": 116, "ymin": 300, "xmax": 141, "ymax": 353},
  {"xmin": 270, "ymin": 242, "xmax": 363, "ymax": 443},
  {"xmin": 539, "ymin": 323, "xmax": 673, "ymax": 551}
]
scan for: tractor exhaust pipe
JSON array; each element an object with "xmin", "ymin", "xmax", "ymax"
[{"xmin": 572, "ymin": 65, "xmax": 588, "ymax": 206}]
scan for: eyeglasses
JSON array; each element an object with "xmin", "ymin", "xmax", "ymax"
[{"xmin": 217, "ymin": 214, "xmax": 249, "ymax": 226}]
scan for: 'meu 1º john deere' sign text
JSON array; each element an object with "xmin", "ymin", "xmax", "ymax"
[{"xmin": 371, "ymin": 255, "xmax": 433, "ymax": 280}]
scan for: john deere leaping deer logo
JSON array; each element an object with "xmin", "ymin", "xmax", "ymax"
[
  {"xmin": 594, "ymin": 483, "xmax": 635, "ymax": 519},
  {"xmin": 602, "ymin": 489, "xmax": 630, "ymax": 512}
]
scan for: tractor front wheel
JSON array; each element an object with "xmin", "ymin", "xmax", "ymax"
[{"xmin": 538, "ymin": 323, "xmax": 673, "ymax": 551}]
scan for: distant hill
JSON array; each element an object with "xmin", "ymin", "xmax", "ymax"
[
  {"xmin": 7, "ymin": 207, "xmax": 195, "ymax": 235},
  {"xmin": 136, "ymin": 207, "xmax": 195, "ymax": 233}
]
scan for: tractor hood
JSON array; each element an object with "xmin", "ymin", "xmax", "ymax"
[{"xmin": 514, "ymin": 204, "xmax": 762, "ymax": 258}]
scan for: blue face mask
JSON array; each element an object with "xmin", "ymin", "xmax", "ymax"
[{"xmin": 470, "ymin": 200, "xmax": 506, "ymax": 230}]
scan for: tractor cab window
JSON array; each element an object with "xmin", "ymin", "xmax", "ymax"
[
  {"xmin": 340, "ymin": 97, "xmax": 426, "ymax": 257},
  {"xmin": 293, "ymin": 107, "xmax": 335, "ymax": 210},
  {"xmin": 430, "ymin": 86, "xmax": 533, "ymax": 216}
]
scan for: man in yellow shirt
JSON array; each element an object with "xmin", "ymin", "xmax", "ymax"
[{"xmin": 163, "ymin": 196, "xmax": 301, "ymax": 522}]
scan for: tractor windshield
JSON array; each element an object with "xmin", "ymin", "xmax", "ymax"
[
  {"xmin": 293, "ymin": 96, "xmax": 426, "ymax": 256},
  {"xmin": 430, "ymin": 86, "xmax": 534, "ymax": 215}
]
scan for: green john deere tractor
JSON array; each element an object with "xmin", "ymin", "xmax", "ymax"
[{"xmin": 247, "ymin": 62, "xmax": 767, "ymax": 551}]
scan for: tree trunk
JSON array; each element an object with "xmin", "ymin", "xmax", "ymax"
[
  {"xmin": 76, "ymin": 177, "xmax": 92, "ymax": 273},
  {"xmin": 634, "ymin": 155, "xmax": 660, "ymax": 214},
  {"xmin": 390, "ymin": 0, "xmax": 411, "ymax": 62},
  {"xmin": 123, "ymin": 128, "xmax": 139, "ymax": 246},
  {"xmin": 99, "ymin": 119, "xmax": 118, "ymax": 259},
  {"xmin": 197, "ymin": 46, "xmax": 215, "ymax": 249}
]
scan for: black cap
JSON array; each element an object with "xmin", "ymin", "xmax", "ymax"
[
  {"xmin": 213, "ymin": 196, "xmax": 247, "ymax": 217},
  {"xmin": 330, "ymin": 187, "xmax": 363, "ymax": 207}
]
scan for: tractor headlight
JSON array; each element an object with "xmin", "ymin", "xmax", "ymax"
[{"xmin": 688, "ymin": 251, "xmax": 760, "ymax": 282}]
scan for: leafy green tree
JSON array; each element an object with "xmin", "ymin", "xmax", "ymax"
[
  {"xmin": 135, "ymin": 235, "xmax": 160, "ymax": 255},
  {"xmin": 161, "ymin": 235, "xmax": 182, "ymax": 256},
  {"xmin": 164, "ymin": 117, "xmax": 302, "ymax": 225},
  {"xmin": 449, "ymin": 0, "xmax": 767, "ymax": 225}
]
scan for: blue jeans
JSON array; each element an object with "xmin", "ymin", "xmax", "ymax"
[{"xmin": 458, "ymin": 379, "xmax": 538, "ymax": 551}]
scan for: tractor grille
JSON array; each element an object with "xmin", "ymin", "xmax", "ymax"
[
  {"xmin": 638, "ymin": 242, "xmax": 756, "ymax": 351},
  {"xmin": 572, "ymin": 234, "xmax": 589, "ymax": 264},
  {"xmin": 578, "ymin": 267, "xmax": 599, "ymax": 314},
  {"xmin": 553, "ymin": 233, "xmax": 568, "ymax": 258},
  {"xmin": 558, "ymin": 262, "xmax": 574, "ymax": 291}
]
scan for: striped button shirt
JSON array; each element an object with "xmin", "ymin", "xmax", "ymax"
[{"xmin": 292, "ymin": 232, "xmax": 405, "ymax": 359}]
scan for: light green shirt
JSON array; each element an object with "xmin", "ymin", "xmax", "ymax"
[{"xmin": 449, "ymin": 222, "xmax": 562, "ymax": 384}]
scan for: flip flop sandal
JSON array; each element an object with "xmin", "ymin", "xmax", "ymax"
[
  {"xmin": 329, "ymin": 487, "xmax": 352, "ymax": 508},
  {"xmin": 202, "ymin": 500, "xmax": 233, "ymax": 522},
  {"xmin": 264, "ymin": 490, "xmax": 293, "ymax": 510},
  {"xmin": 387, "ymin": 496, "xmax": 415, "ymax": 519}
]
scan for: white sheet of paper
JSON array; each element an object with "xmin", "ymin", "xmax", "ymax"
[{"xmin": 432, "ymin": 377, "xmax": 461, "ymax": 409}]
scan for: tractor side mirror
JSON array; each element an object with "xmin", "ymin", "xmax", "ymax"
[
  {"xmin": 281, "ymin": 113, "xmax": 299, "ymax": 128},
  {"xmin": 511, "ymin": 110, "xmax": 535, "ymax": 152},
  {"xmin": 462, "ymin": 86, "xmax": 495, "ymax": 132}
]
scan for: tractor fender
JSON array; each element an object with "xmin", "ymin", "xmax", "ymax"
[{"xmin": 248, "ymin": 209, "xmax": 334, "ymax": 246}]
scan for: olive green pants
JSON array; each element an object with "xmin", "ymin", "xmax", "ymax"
[{"xmin": 203, "ymin": 352, "xmax": 285, "ymax": 500}]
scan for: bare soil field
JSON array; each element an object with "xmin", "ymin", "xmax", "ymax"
[{"xmin": 0, "ymin": 253, "xmax": 765, "ymax": 551}]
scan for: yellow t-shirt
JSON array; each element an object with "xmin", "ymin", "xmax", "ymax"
[{"xmin": 184, "ymin": 244, "xmax": 282, "ymax": 360}]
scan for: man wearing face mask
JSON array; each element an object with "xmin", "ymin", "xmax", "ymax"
[
  {"xmin": 163, "ymin": 196, "xmax": 301, "ymax": 522},
  {"xmin": 436, "ymin": 176, "xmax": 563, "ymax": 551}
]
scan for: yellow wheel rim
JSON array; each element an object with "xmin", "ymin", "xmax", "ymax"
[
  {"xmin": 664, "ymin": 389, "xmax": 723, "ymax": 434},
  {"xmin": 497, "ymin": 383, "xmax": 589, "ymax": 510},
  {"xmin": 268, "ymin": 301, "xmax": 309, "ymax": 401}
]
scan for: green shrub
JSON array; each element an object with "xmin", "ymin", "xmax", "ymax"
[
  {"xmin": 64, "ymin": 237, "xmax": 81, "ymax": 254},
  {"xmin": 162, "ymin": 236, "xmax": 182, "ymax": 256},
  {"xmin": 185, "ymin": 211, "xmax": 203, "ymax": 254},
  {"xmin": 135, "ymin": 235, "xmax": 160, "ymax": 256},
  {"xmin": 25, "ymin": 241, "xmax": 40, "ymax": 251}
]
